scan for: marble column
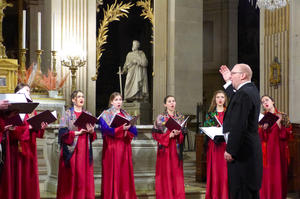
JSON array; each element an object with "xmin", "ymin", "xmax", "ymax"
[
  {"xmin": 289, "ymin": 1, "xmax": 300, "ymax": 123},
  {"xmin": 168, "ymin": 0, "xmax": 203, "ymax": 114},
  {"xmin": 153, "ymin": 0, "xmax": 168, "ymax": 118},
  {"xmin": 56, "ymin": 0, "xmax": 96, "ymax": 114}
]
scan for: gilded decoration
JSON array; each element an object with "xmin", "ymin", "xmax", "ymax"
[
  {"xmin": 0, "ymin": 0, "xmax": 13, "ymax": 59},
  {"xmin": 0, "ymin": 59, "xmax": 18, "ymax": 93},
  {"xmin": 269, "ymin": 57, "xmax": 281, "ymax": 88},
  {"xmin": 136, "ymin": 0, "xmax": 153, "ymax": 42},
  {"xmin": 93, "ymin": 1, "xmax": 133, "ymax": 81}
]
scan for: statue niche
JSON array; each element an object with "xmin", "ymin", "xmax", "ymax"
[{"xmin": 122, "ymin": 40, "xmax": 149, "ymax": 102}]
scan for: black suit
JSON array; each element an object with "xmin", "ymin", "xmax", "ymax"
[{"xmin": 223, "ymin": 83, "xmax": 263, "ymax": 199}]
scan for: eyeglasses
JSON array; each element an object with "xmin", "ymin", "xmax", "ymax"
[{"xmin": 231, "ymin": 71, "xmax": 243, "ymax": 75}]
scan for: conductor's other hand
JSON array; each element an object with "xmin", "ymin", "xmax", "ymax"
[
  {"xmin": 224, "ymin": 151, "xmax": 234, "ymax": 162},
  {"xmin": 219, "ymin": 65, "xmax": 232, "ymax": 82}
]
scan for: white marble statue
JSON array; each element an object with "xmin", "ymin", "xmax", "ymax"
[{"xmin": 122, "ymin": 40, "xmax": 148, "ymax": 102}]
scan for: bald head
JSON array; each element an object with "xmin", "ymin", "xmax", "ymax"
[{"xmin": 235, "ymin": 63, "xmax": 252, "ymax": 80}]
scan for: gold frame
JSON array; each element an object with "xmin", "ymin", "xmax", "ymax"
[
  {"xmin": 0, "ymin": 59, "xmax": 18, "ymax": 93},
  {"xmin": 269, "ymin": 57, "xmax": 281, "ymax": 87}
]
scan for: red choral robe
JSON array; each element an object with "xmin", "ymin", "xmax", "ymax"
[
  {"xmin": 0, "ymin": 116, "xmax": 4, "ymax": 142},
  {"xmin": 152, "ymin": 118, "xmax": 186, "ymax": 199},
  {"xmin": 57, "ymin": 111, "xmax": 97, "ymax": 199},
  {"xmin": 205, "ymin": 111, "xmax": 228, "ymax": 199},
  {"xmin": 100, "ymin": 112, "xmax": 137, "ymax": 199},
  {"xmin": 259, "ymin": 115, "xmax": 292, "ymax": 199},
  {"xmin": 0, "ymin": 113, "xmax": 44, "ymax": 199}
]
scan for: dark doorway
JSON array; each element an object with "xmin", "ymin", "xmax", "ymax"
[
  {"xmin": 238, "ymin": 0, "xmax": 260, "ymax": 87},
  {"xmin": 96, "ymin": 0, "xmax": 153, "ymax": 115}
]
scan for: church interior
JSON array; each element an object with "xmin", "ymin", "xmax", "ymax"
[{"xmin": 0, "ymin": 0, "xmax": 299, "ymax": 198}]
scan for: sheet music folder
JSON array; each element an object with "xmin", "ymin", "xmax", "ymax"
[
  {"xmin": 109, "ymin": 114, "xmax": 139, "ymax": 128},
  {"xmin": 0, "ymin": 93, "xmax": 39, "ymax": 113},
  {"xmin": 258, "ymin": 112, "xmax": 279, "ymax": 127},
  {"xmin": 73, "ymin": 112, "xmax": 98, "ymax": 129},
  {"xmin": 165, "ymin": 116, "xmax": 189, "ymax": 131},
  {"xmin": 27, "ymin": 110, "xmax": 57, "ymax": 130},
  {"xmin": 5, "ymin": 114, "xmax": 23, "ymax": 126},
  {"xmin": 200, "ymin": 127, "xmax": 225, "ymax": 143}
]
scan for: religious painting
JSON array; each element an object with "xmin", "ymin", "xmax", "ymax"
[
  {"xmin": 96, "ymin": 0, "xmax": 153, "ymax": 115},
  {"xmin": 269, "ymin": 57, "xmax": 281, "ymax": 88},
  {"xmin": 0, "ymin": 76, "xmax": 7, "ymax": 86}
]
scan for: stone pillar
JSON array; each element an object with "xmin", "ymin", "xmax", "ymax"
[
  {"xmin": 153, "ymin": 0, "xmax": 168, "ymax": 118},
  {"xmin": 227, "ymin": 0, "xmax": 238, "ymax": 67},
  {"xmin": 57, "ymin": 0, "xmax": 96, "ymax": 114},
  {"xmin": 289, "ymin": 1, "xmax": 300, "ymax": 123},
  {"xmin": 168, "ymin": 0, "xmax": 203, "ymax": 114}
]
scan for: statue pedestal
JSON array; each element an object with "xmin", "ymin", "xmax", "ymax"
[{"xmin": 123, "ymin": 102, "xmax": 152, "ymax": 124}]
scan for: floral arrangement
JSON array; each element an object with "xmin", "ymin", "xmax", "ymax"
[
  {"xmin": 39, "ymin": 70, "xmax": 69, "ymax": 91},
  {"xmin": 18, "ymin": 63, "xmax": 68, "ymax": 91}
]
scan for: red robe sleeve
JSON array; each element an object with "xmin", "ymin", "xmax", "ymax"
[
  {"xmin": 176, "ymin": 131, "xmax": 184, "ymax": 144},
  {"xmin": 114, "ymin": 126, "xmax": 125, "ymax": 138},
  {"xmin": 152, "ymin": 131, "xmax": 171, "ymax": 147},
  {"xmin": 13, "ymin": 125, "xmax": 30, "ymax": 141},
  {"xmin": 278, "ymin": 125, "xmax": 292, "ymax": 140},
  {"xmin": 0, "ymin": 117, "xmax": 4, "ymax": 143},
  {"xmin": 89, "ymin": 131, "xmax": 97, "ymax": 142},
  {"xmin": 60, "ymin": 131, "xmax": 76, "ymax": 145}
]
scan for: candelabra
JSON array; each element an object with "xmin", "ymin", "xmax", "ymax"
[
  {"xmin": 61, "ymin": 56, "xmax": 86, "ymax": 93},
  {"xmin": 51, "ymin": 50, "xmax": 57, "ymax": 77},
  {"xmin": 36, "ymin": 49, "xmax": 43, "ymax": 72},
  {"xmin": 19, "ymin": 48, "xmax": 27, "ymax": 76}
]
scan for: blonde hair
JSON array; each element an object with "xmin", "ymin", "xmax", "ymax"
[{"xmin": 208, "ymin": 90, "xmax": 227, "ymax": 112}]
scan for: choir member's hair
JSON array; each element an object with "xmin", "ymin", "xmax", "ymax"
[
  {"xmin": 14, "ymin": 83, "xmax": 30, "ymax": 93},
  {"xmin": 71, "ymin": 90, "xmax": 83, "ymax": 106},
  {"xmin": 261, "ymin": 95, "xmax": 276, "ymax": 108},
  {"xmin": 208, "ymin": 90, "xmax": 227, "ymax": 112},
  {"xmin": 163, "ymin": 95, "xmax": 175, "ymax": 104},
  {"xmin": 109, "ymin": 92, "xmax": 122, "ymax": 106}
]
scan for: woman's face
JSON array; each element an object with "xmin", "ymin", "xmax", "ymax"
[
  {"xmin": 72, "ymin": 92, "xmax": 85, "ymax": 108},
  {"xmin": 215, "ymin": 92, "xmax": 225, "ymax": 107},
  {"xmin": 111, "ymin": 95, "xmax": 123, "ymax": 110},
  {"xmin": 164, "ymin": 96, "xmax": 176, "ymax": 112},
  {"xmin": 261, "ymin": 96, "xmax": 274, "ymax": 111}
]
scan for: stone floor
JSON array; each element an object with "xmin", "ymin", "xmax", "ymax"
[{"xmin": 40, "ymin": 151, "xmax": 300, "ymax": 199}]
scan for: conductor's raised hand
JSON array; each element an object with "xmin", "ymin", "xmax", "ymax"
[{"xmin": 219, "ymin": 65, "xmax": 232, "ymax": 82}]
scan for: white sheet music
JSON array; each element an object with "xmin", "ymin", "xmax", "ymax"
[
  {"xmin": 200, "ymin": 127, "xmax": 224, "ymax": 140},
  {"xmin": 0, "ymin": 93, "xmax": 27, "ymax": 103}
]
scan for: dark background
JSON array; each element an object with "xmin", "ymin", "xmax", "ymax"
[{"xmin": 96, "ymin": 0, "xmax": 153, "ymax": 115}]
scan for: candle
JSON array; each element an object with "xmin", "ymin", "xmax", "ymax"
[
  {"xmin": 37, "ymin": 12, "xmax": 41, "ymax": 50},
  {"xmin": 52, "ymin": 13, "xmax": 56, "ymax": 51},
  {"xmin": 22, "ymin": 10, "xmax": 26, "ymax": 49}
]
